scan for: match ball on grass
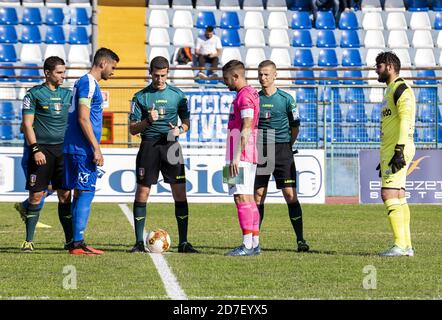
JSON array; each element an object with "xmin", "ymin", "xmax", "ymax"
[{"xmin": 146, "ymin": 229, "xmax": 171, "ymax": 253}]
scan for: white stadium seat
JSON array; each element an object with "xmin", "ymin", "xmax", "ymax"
[
  {"xmin": 409, "ymin": 12, "xmax": 431, "ymax": 30},
  {"xmin": 173, "ymin": 28, "xmax": 194, "ymax": 47},
  {"xmin": 270, "ymin": 48, "xmax": 291, "ymax": 67},
  {"xmin": 386, "ymin": 12, "xmax": 407, "ymax": 30},
  {"xmin": 147, "ymin": 9, "xmax": 169, "ymax": 28},
  {"xmin": 172, "ymin": 10, "xmax": 193, "ymax": 28},
  {"xmin": 362, "ymin": 12, "xmax": 384, "ymax": 30},
  {"xmin": 387, "ymin": 30, "xmax": 409, "ymax": 48},
  {"xmin": 148, "ymin": 28, "xmax": 170, "ymax": 46},
  {"xmin": 414, "ymin": 48, "xmax": 436, "ymax": 67},
  {"xmin": 412, "ymin": 30, "xmax": 434, "ymax": 48},
  {"xmin": 244, "ymin": 11, "xmax": 265, "ymax": 29},
  {"xmin": 268, "ymin": 29, "xmax": 290, "ymax": 47},
  {"xmin": 364, "ymin": 30, "xmax": 386, "ymax": 48},
  {"xmin": 245, "ymin": 48, "xmax": 266, "ymax": 67},
  {"xmin": 267, "ymin": 11, "xmax": 289, "ymax": 29},
  {"xmin": 221, "ymin": 47, "xmax": 242, "ymax": 66},
  {"xmin": 244, "ymin": 29, "xmax": 266, "ymax": 47}
]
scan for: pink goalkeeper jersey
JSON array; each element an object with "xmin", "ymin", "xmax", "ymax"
[{"xmin": 226, "ymin": 85, "xmax": 260, "ymax": 163}]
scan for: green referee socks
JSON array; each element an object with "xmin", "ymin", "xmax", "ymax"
[
  {"xmin": 257, "ymin": 204, "xmax": 265, "ymax": 229},
  {"xmin": 25, "ymin": 203, "xmax": 41, "ymax": 242},
  {"xmin": 58, "ymin": 202, "xmax": 73, "ymax": 244},
  {"xmin": 288, "ymin": 201, "xmax": 304, "ymax": 242},
  {"xmin": 133, "ymin": 202, "xmax": 147, "ymax": 243},
  {"xmin": 175, "ymin": 201, "xmax": 189, "ymax": 245}
]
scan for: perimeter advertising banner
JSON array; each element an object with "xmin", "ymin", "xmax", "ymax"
[
  {"xmin": 0, "ymin": 148, "xmax": 325, "ymax": 204},
  {"xmin": 359, "ymin": 150, "xmax": 442, "ymax": 204}
]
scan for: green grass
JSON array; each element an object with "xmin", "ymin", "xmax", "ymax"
[{"xmin": 1, "ymin": 202, "xmax": 442, "ymax": 300}]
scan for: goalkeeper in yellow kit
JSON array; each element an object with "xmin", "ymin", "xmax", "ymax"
[{"xmin": 375, "ymin": 52, "xmax": 416, "ymax": 257}]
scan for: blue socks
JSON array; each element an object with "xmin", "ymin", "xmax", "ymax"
[{"xmin": 72, "ymin": 191, "xmax": 95, "ymax": 242}]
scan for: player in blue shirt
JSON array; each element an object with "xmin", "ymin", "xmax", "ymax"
[{"xmin": 63, "ymin": 48, "xmax": 119, "ymax": 256}]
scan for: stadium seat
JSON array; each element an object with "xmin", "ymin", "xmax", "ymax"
[
  {"xmin": 172, "ymin": 0, "xmax": 193, "ymax": 9},
  {"xmin": 148, "ymin": 46, "xmax": 170, "ymax": 63},
  {"xmin": 68, "ymin": 26, "xmax": 89, "ymax": 45},
  {"xmin": 362, "ymin": 12, "xmax": 383, "ymax": 30},
  {"xmin": 0, "ymin": 7, "xmax": 18, "ymax": 25},
  {"xmin": 173, "ymin": 28, "xmax": 194, "ymax": 47},
  {"xmin": 220, "ymin": 12, "xmax": 240, "ymax": 30},
  {"xmin": 320, "ymin": 87, "xmax": 340, "ymax": 103},
  {"xmin": 421, "ymin": 127, "xmax": 436, "ymax": 142},
  {"xmin": 434, "ymin": 12, "xmax": 442, "ymax": 29},
  {"xmin": 147, "ymin": 9, "xmax": 169, "ymax": 28},
  {"xmin": 147, "ymin": 28, "xmax": 169, "ymax": 46},
  {"xmin": 46, "ymin": 0, "xmax": 69, "ymax": 7},
  {"xmin": 407, "ymin": 0, "xmax": 429, "ymax": 11},
  {"xmin": 412, "ymin": 30, "xmax": 433, "ymax": 48},
  {"xmin": 414, "ymin": 48, "xmax": 436, "ymax": 66},
  {"xmin": 0, "ymin": 62, "xmax": 14, "ymax": 82},
  {"xmin": 244, "ymin": 29, "xmax": 265, "ymax": 47},
  {"xmin": 289, "ymin": 0, "xmax": 311, "ymax": 11},
  {"xmin": 369, "ymin": 88, "xmax": 384, "ymax": 102},
  {"xmin": 316, "ymin": 30, "xmax": 337, "ymax": 48},
  {"xmin": 22, "ymin": 0, "xmax": 45, "ymax": 6},
  {"xmin": 386, "ymin": 12, "xmax": 407, "ymax": 30},
  {"xmin": 172, "ymin": 10, "xmax": 193, "ymax": 29},
  {"xmin": 325, "ymin": 102, "xmax": 343, "ymax": 123},
  {"xmin": 221, "ymin": 29, "xmax": 240, "ymax": 47},
  {"xmin": 410, "ymin": 12, "xmax": 431, "ymax": 30},
  {"xmin": 364, "ymin": 30, "xmax": 385, "ymax": 48},
  {"xmin": 326, "ymin": 126, "xmax": 344, "ymax": 142},
  {"xmin": 387, "ymin": 30, "xmax": 409, "ymax": 48},
  {"xmin": 293, "ymin": 48, "xmax": 314, "ymax": 67},
  {"xmin": 170, "ymin": 66, "xmax": 194, "ymax": 85},
  {"xmin": 45, "ymin": 7, "xmax": 64, "ymax": 25},
  {"xmin": 343, "ymin": 70, "xmax": 364, "ymax": 85},
  {"xmin": 317, "ymin": 49, "xmax": 338, "ymax": 67},
  {"xmin": 195, "ymin": 0, "xmax": 217, "ymax": 10},
  {"xmin": 434, "ymin": 0, "xmax": 442, "ymax": 10},
  {"xmin": 296, "ymin": 87, "xmax": 317, "ymax": 103},
  {"xmin": 244, "ymin": 11, "xmax": 264, "ymax": 29},
  {"xmin": 243, "ymin": 0, "xmax": 264, "ymax": 10},
  {"xmin": 319, "ymin": 69, "xmax": 339, "ymax": 85},
  {"xmin": 367, "ymin": 69, "xmax": 379, "ymax": 85},
  {"xmin": 291, "ymin": 11, "xmax": 312, "ymax": 29},
  {"xmin": 274, "ymin": 70, "xmax": 292, "ymax": 86},
  {"xmin": 347, "ymin": 126, "xmax": 369, "ymax": 142},
  {"xmin": 341, "ymin": 49, "xmax": 362, "ymax": 66},
  {"xmin": 267, "ymin": 12, "xmax": 288, "ymax": 29},
  {"xmin": 0, "ymin": 43, "xmax": 16, "ymax": 61},
  {"xmin": 415, "ymin": 69, "xmax": 437, "ymax": 84},
  {"xmin": 70, "ymin": 8, "xmax": 89, "ymax": 25},
  {"xmin": 67, "ymin": 45, "xmax": 89, "ymax": 64},
  {"xmin": 340, "ymin": 30, "xmax": 360, "ymax": 48},
  {"xmin": 418, "ymin": 87, "xmax": 438, "ymax": 103},
  {"xmin": 45, "ymin": 25, "xmax": 65, "ymax": 44},
  {"xmin": 315, "ymin": 11, "xmax": 336, "ymax": 30},
  {"xmin": 344, "ymin": 87, "xmax": 365, "ymax": 103},
  {"xmin": 19, "ymin": 63, "xmax": 41, "ymax": 83},
  {"xmin": 21, "ymin": 25, "xmax": 42, "ymax": 43},
  {"xmin": 245, "ymin": 48, "xmax": 266, "ymax": 67},
  {"xmin": 418, "ymin": 104, "xmax": 440, "ymax": 123},
  {"xmin": 0, "ymin": 122, "xmax": 14, "ymax": 140},
  {"xmin": 147, "ymin": 0, "xmax": 170, "ymax": 8},
  {"xmin": 361, "ymin": 0, "xmax": 382, "ymax": 11},
  {"xmin": 391, "ymin": 48, "xmax": 411, "ymax": 66},
  {"xmin": 22, "ymin": 7, "xmax": 42, "ymax": 25},
  {"xmin": 292, "ymin": 30, "xmax": 312, "ymax": 47},
  {"xmin": 44, "ymin": 44, "xmax": 66, "ymax": 60},
  {"xmin": 298, "ymin": 125, "xmax": 317, "ymax": 142},
  {"xmin": 266, "ymin": 0, "xmax": 287, "ymax": 11},
  {"xmin": 268, "ymin": 29, "xmax": 290, "ymax": 48},
  {"xmin": 0, "ymin": 25, "xmax": 17, "ymax": 43},
  {"xmin": 221, "ymin": 47, "xmax": 242, "ymax": 65},
  {"xmin": 371, "ymin": 103, "xmax": 382, "ymax": 122},
  {"xmin": 219, "ymin": 0, "xmax": 240, "ymax": 10},
  {"xmin": 269, "ymin": 48, "xmax": 291, "ymax": 67},
  {"xmin": 195, "ymin": 11, "xmax": 216, "ymax": 29},
  {"xmin": 69, "ymin": 0, "xmax": 92, "ymax": 7},
  {"xmin": 298, "ymin": 104, "xmax": 317, "ymax": 123},
  {"xmin": 20, "ymin": 43, "xmax": 42, "ymax": 63},
  {"xmin": 294, "ymin": 70, "xmax": 315, "ymax": 85},
  {"xmin": 66, "ymin": 63, "xmax": 88, "ymax": 83},
  {"xmin": 436, "ymin": 32, "xmax": 442, "ymax": 48},
  {"xmin": 338, "ymin": 10, "xmax": 358, "ymax": 30},
  {"xmin": 370, "ymin": 127, "xmax": 381, "ymax": 142},
  {"xmin": 0, "ymin": 101, "xmax": 14, "ymax": 120},
  {"xmin": 384, "ymin": 0, "xmax": 406, "ymax": 11}
]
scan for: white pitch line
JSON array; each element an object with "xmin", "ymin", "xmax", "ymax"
[{"xmin": 118, "ymin": 203, "xmax": 188, "ymax": 300}]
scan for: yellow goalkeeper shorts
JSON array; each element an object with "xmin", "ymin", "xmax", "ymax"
[{"xmin": 380, "ymin": 144, "xmax": 415, "ymax": 189}]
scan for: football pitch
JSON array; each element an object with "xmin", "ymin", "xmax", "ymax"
[{"xmin": 1, "ymin": 202, "xmax": 442, "ymax": 300}]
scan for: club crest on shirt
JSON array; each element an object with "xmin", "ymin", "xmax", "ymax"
[{"xmin": 53, "ymin": 103, "xmax": 62, "ymax": 114}]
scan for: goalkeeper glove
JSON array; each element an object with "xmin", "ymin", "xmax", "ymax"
[
  {"xmin": 388, "ymin": 144, "xmax": 406, "ymax": 174},
  {"xmin": 376, "ymin": 163, "xmax": 381, "ymax": 177}
]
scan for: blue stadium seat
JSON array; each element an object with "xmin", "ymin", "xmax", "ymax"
[
  {"xmin": 434, "ymin": 0, "xmax": 442, "ymax": 11},
  {"xmin": 68, "ymin": 27, "xmax": 89, "ymax": 45},
  {"xmin": 320, "ymin": 87, "xmax": 340, "ymax": 103},
  {"xmin": 344, "ymin": 87, "xmax": 365, "ymax": 103},
  {"xmin": 341, "ymin": 49, "xmax": 362, "ymax": 66},
  {"xmin": 316, "ymin": 30, "xmax": 337, "ymax": 48},
  {"xmin": 338, "ymin": 10, "xmax": 358, "ymax": 30},
  {"xmin": 370, "ymin": 127, "xmax": 381, "ymax": 142},
  {"xmin": 346, "ymin": 103, "xmax": 368, "ymax": 123},
  {"xmin": 417, "ymin": 87, "xmax": 438, "ymax": 103},
  {"xmin": 298, "ymin": 103, "xmax": 317, "ymax": 122},
  {"xmin": 293, "ymin": 49, "xmax": 314, "ymax": 67},
  {"xmin": 292, "ymin": 30, "xmax": 312, "ymax": 47},
  {"xmin": 435, "ymin": 12, "xmax": 442, "ymax": 29},
  {"xmin": 418, "ymin": 104, "xmax": 441, "ymax": 123},
  {"xmin": 70, "ymin": 8, "xmax": 89, "ymax": 26},
  {"xmin": 343, "ymin": 70, "xmax": 364, "ymax": 85},
  {"xmin": 0, "ymin": 122, "xmax": 14, "ymax": 140},
  {"xmin": 22, "ymin": 7, "xmax": 42, "ymax": 25},
  {"xmin": 326, "ymin": 126, "xmax": 344, "ymax": 142},
  {"xmin": 421, "ymin": 127, "xmax": 436, "ymax": 142},
  {"xmin": 319, "ymin": 70, "xmax": 339, "ymax": 85},
  {"xmin": 0, "ymin": 101, "xmax": 15, "ymax": 120},
  {"xmin": 45, "ymin": 25, "xmax": 66, "ymax": 44},
  {"xmin": 439, "ymin": 126, "xmax": 442, "ymax": 143},
  {"xmin": 46, "ymin": 7, "xmax": 64, "ymax": 26},
  {"xmin": 0, "ymin": 25, "xmax": 17, "ymax": 44},
  {"xmin": 408, "ymin": 0, "xmax": 429, "ymax": 11},
  {"xmin": 291, "ymin": 11, "xmax": 312, "ymax": 29},
  {"xmin": 21, "ymin": 25, "xmax": 42, "ymax": 44},
  {"xmin": 317, "ymin": 49, "xmax": 338, "ymax": 67},
  {"xmin": 296, "ymin": 87, "xmax": 317, "ymax": 103},
  {"xmin": 195, "ymin": 11, "xmax": 216, "ymax": 29},
  {"xmin": 0, "ymin": 44, "xmax": 17, "ymax": 62},
  {"xmin": 340, "ymin": 30, "xmax": 360, "ymax": 48},
  {"xmin": 347, "ymin": 126, "xmax": 369, "ymax": 142},
  {"xmin": 415, "ymin": 70, "xmax": 437, "ymax": 85},
  {"xmin": 298, "ymin": 126, "xmax": 317, "ymax": 142},
  {"xmin": 315, "ymin": 11, "xmax": 335, "ymax": 30},
  {"xmin": 0, "ymin": 8, "xmax": 18, "ymax": 25},
  {"xmin": 325, "ymin": 103, "xmax": 342, "ymax": 123},
  {"xmin": 0, "ymin": 62, "xmax": 15, "ymax": 82},
  {"xmin": 294, "ymin": 70, "xmax": 315, "ymax": 84},
  {"xmin": 289, "ymin": 0, "xmax": 311, "ymax": 11},
  {"xmin": 371, "ymin": 103, "xmax": 382, "ymax": 122},
  {"xmin": 220, "ymin": 12, "xmax": 240, "ymax": 29},
  {"xmin": 20, "ymin": 63, "xmax": 41, "ymax": 83},
  {"xmin": 220, "ymin": 29, "xmax": 240, "ymax": 47}
]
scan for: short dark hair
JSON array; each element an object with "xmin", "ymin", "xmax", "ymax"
[
  {"xmin": 150, "ymin": 56, "xmax": 169, "ymax": 72},
  {"xmin": 43, "ymin": 56, "xmax": 65, "ymax": 73},
  {"xmin": 258, "ymin": 60, "xmax": 276, "ymax": 70},
  {"xmin": 206, "ymin": 26, "xmax": 214, "ymax": 33},
  {"xmin": 93, "ymin": 47, "xmax": 120, "ymax": 66},
  {"xmin": 375, "ymin": 51, "xmax": 401, "ymax": 73},
  {"xmin": 222, "ymin": 59, "xmax": 245, "ymax": 74}
]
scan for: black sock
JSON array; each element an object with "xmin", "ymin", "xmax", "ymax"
[
  {"xmin": 288, "ymin": 201, "xmax": 304, "ymax": 242},
  {"xmin": 175, "ymin": 201, "xmax": 188, "ymax": 244},
  {"xmin": 257, "ymin": 204, "xmax": 265, "ymax": 229},
  {"xmin": 58, "ymin": 202, "xmax": 73, "ymax": 244},
  {"xmin": 133, "ymin": 201, "xmax": 147, "ymax": 243},
  {"xmin": 25, "ymin": 203, "xmax": 41, "ymax": 242}
]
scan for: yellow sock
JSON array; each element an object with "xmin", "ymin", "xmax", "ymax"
[
  {"xmin": 400, "ymin": 197, "xmax": 412, "ymax": 248},
  {"xmin": 384, "ymin": 198, "xmax": 406, "ymax": 249}
]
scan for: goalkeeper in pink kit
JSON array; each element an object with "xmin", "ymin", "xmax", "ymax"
[{"xmin": 222, "ymin": 60, "xmax": 261, "ymax": 256}]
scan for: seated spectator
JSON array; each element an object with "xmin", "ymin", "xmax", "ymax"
[
  {"xmin": 311, "ymin": 0, "xmax": 339, "ymax": 26},
  {"xmin": 195, "ymin": 26, "xmax": 222, "ymax": 78}
]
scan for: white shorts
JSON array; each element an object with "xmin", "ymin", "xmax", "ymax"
[{"xmin": 227, "ymin": 161, "xmax": 257, "ymax": 195}]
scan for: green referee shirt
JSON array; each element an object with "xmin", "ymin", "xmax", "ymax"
[
  {"xmin": 258, "ymin": 88, "xmax": 300, "ymax": 144},
  {"xmin": 22, "ymin": 84, "xmax": 72, "ymax": 145},
  {"xmin": 129, "ymin": 83, "xmax": 190, "ymax": 140}
]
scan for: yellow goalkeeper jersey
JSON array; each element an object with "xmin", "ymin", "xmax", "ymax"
[{"xmin": 380, "ymin": 77, "xmax": 416, "ymax": 151}]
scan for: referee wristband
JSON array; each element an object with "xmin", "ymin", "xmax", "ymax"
[{"xmin": 30, "ymin": 143, "xmax": 40, "ymax": 154}]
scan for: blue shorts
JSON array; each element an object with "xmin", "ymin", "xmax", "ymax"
[{"xmin": 63, "ymin": 154, "xmax": 97, "ymax": 191}]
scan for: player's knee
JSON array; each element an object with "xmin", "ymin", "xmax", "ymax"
[
  {"xmin": 135, "ymin": 184, "xmax": 150, "ymax": 202},
  {"xmin": 57, "ymin": 189, "xmax": 71, "ymax": 204},
  {"xmin": 29, "ymin": 191, "xmax": 44, "ymax": 204}
]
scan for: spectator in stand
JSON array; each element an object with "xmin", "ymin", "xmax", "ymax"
[
  {"xmin": 195, "ymin": 26, "xmax": 222, "ymax": 79},
  {"xmin": 311, "ymin": 0, "xmax": 340, "ymax": 26}
]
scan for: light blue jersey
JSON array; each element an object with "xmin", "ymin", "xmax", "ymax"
[{"xmin": 63, "ymin": 74, "xmax": 103, "ymax": 156}]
